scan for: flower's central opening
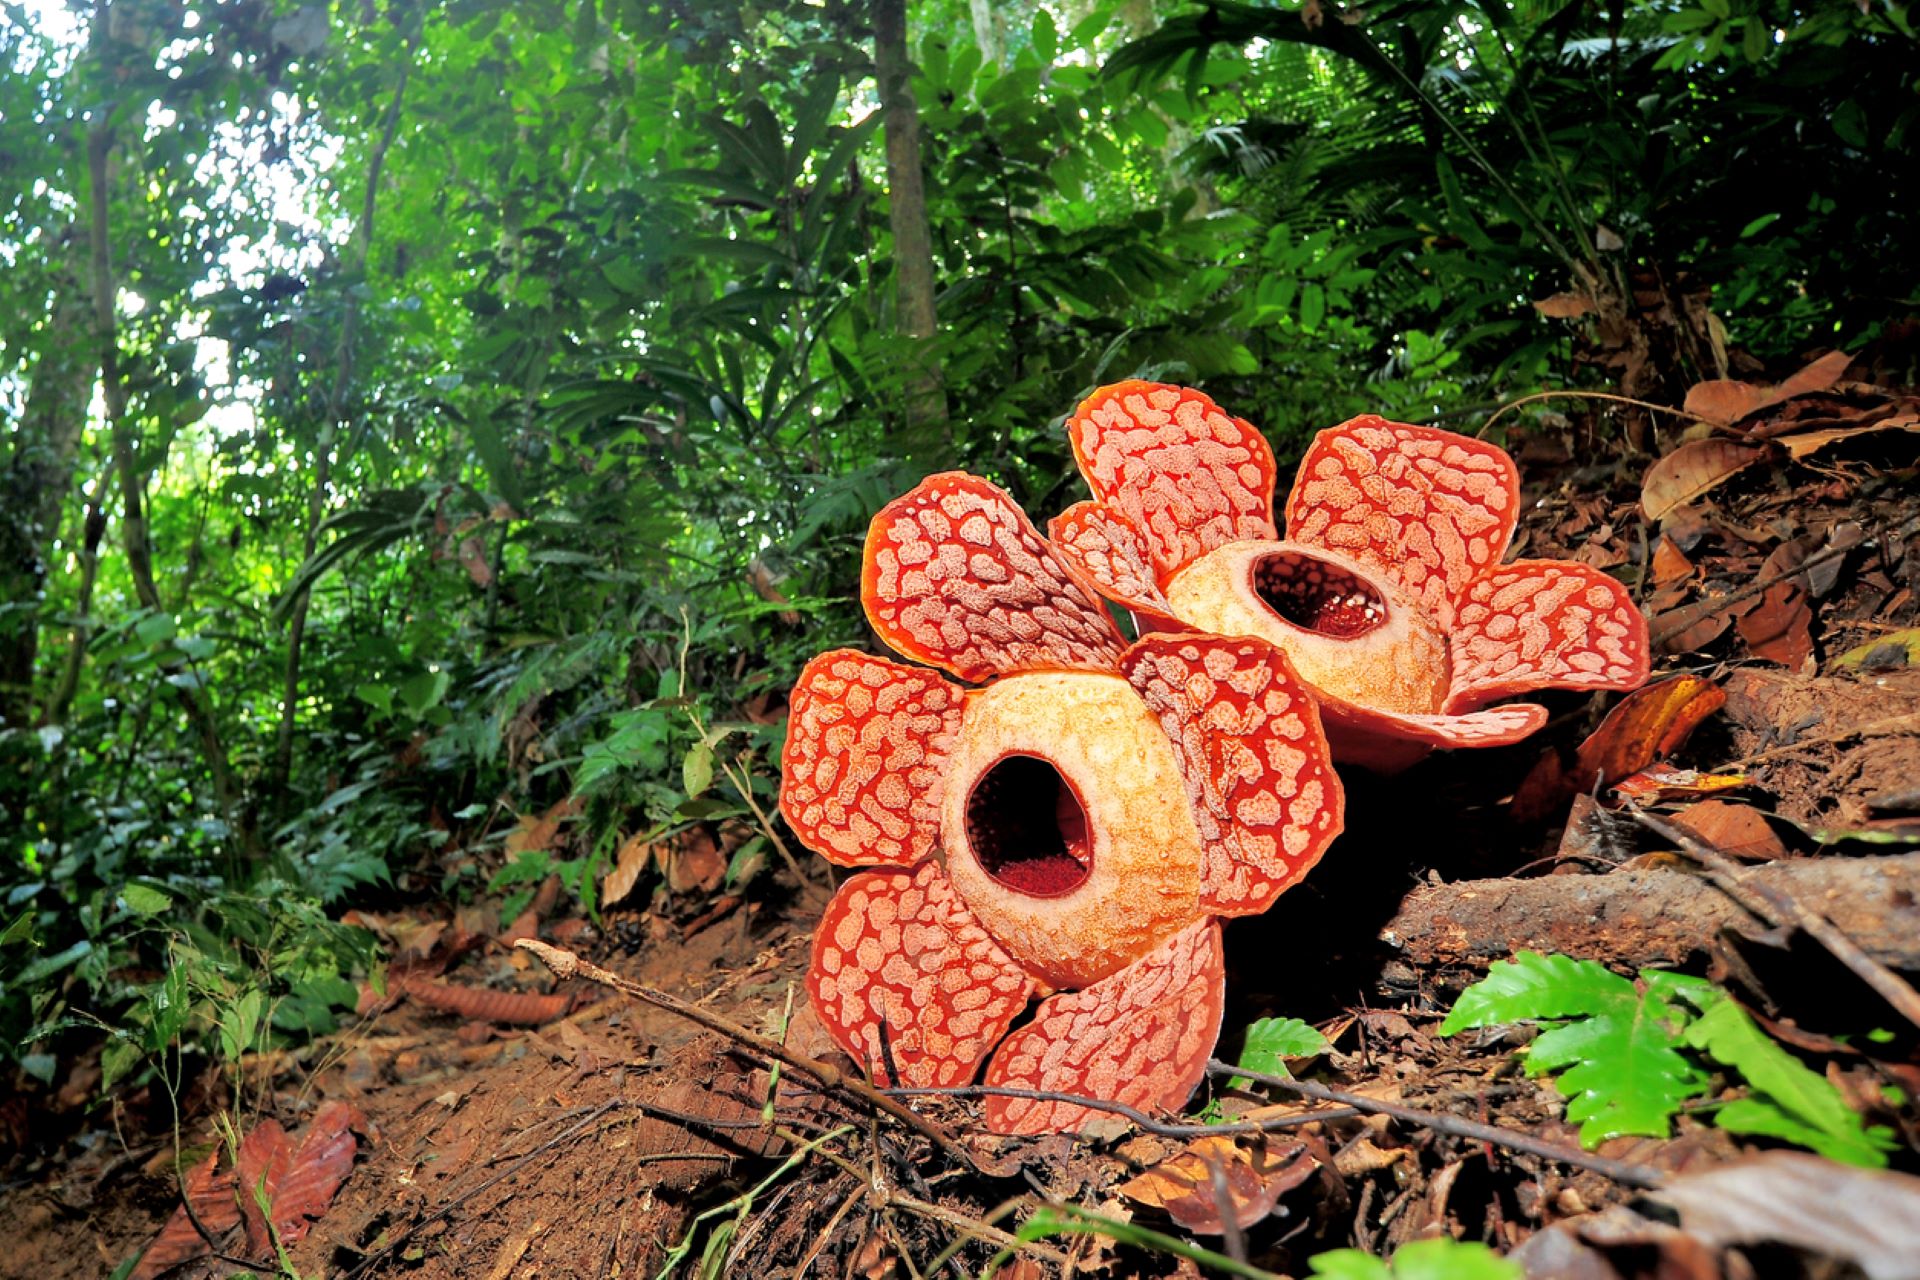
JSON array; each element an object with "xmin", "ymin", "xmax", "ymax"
[
  {"xmin": 964, "ymin": 754, "xmax": 1092, "ymax": 897},
  {"xmin": 1253, "ymin": 550, "xmax": 1388, "ymax": 639}
]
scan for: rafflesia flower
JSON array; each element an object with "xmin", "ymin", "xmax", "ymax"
[
  {"xmin": 780, "ymin": 472, "xmax": 1344, "ymax": 1133},
  {"xmin": 1049, "ymin": 382, "xmax": 1651, "ymax": 772}
]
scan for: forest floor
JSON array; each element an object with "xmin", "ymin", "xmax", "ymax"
[{"xmin": 6, "ymin": 367, "xmax": 1920, "ymax": 1279}]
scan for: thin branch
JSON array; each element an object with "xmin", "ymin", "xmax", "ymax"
[
  {"xmin": 515, "ymin": 940, "xmax": 974, "ymax": 1169},
  {"xmin": 1477, "ymin": 389, "xmax": 1712, "ymax": 439},
  {"xmin": 1626, "ymin": 807, "xmax": 1920, "ymax": 1033},
  {"xmin": 1204, "ymin": 1060, "xmax": 1669, "ymax": 1190}
]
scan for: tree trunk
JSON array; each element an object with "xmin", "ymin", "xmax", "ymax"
[
  {"xmin": 872, "ymin": 0, "xmax": 949, "ymax": 461},
  {"xmin": 270, "ymin": 46, "xmax": 413, "ymax": 809},
  {"xmin": 968, "ymin": 0, "xmax": 1003, "ymax": 71},
  {"xmin": 85, "ymin": 19, "xmax": 251, "ymax": 857},
  {"xmin": 0, "ymin": 226, "xmax": 98, "ymax": 734}
]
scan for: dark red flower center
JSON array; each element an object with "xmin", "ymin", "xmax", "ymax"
[
  {"xmin": 964, "ymin": 754, "xmax": 1092, "ymax": 897},
  {"xmin": 1253, "ymin": 550, "xmax": 1388, "ymax": 639}
]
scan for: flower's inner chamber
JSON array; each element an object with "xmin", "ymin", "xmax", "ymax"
[
  {"xmin": 964, "ymin": 754, "xmax": 1092, "ymax": 897},
  {"xmin": 1253, "ymin": 550, "xmax": 1388, "ymax": 639}
]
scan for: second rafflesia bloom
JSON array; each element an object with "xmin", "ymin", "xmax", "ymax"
[
  {"xmin": 1050, "ymin": 382, "xmax": 1652, "ymax": 772},
  {"xmin": 780, "ymin": 472, "xmax": 1343, "ymax": 1133}
]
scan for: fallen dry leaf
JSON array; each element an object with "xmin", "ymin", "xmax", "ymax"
[
  {"xmin": 1656, "ymin": 1153, "xmax": 1920, "ymax": 1280},
  {"xmin": 1736, "ymin": 580, "xmax": 1813, "ymax": 670},
  {"xmin": 1641, "ymin": 439, "xmax": 1765, "ymax": 521},
  {"xmin": 1833, "ymin": 628, "xmax": 1920, "ymax": 673},
  {"xmin": 601, "ymin": 831, "xmax": 654, "ymax": 908},
  {"xmin": 130, "ymin": 1152, "xmax": 243, "ymax": 1280},
  {"xmin": 1682, "ymin": 349, "xmax": 1853, "ymax": 427},
  {"xmin": 131, "ymin": 1103, "xmax": 369, "ymax": 1280},
  {"xmin": 1610, "ymin": 766, "xmax": 1748, "ymax": 804},
  {"xmin": 505, "ymin": 796, "xmax": 582, "ymax": 858},
  {"xmin": 1780, "ymin": 410, "xmax": 1920, "ymax": 459},
  {"xmin": 1650, "ymin": 535, "xmax": 1695, "ymax": 589},
  {"xmin": 1670, "ymin": 799, "xmax": 1789, "ymax": 860},
  {"xmin": 1533, "ymin": 292, "xmax": 1596, "ymax": 319},
  {"xmin": 1513, "ymin": 675, "xmax": 1727, "ymax": 822},
  {"xmin": 1119, "ymin": 1134, "xmax": 1313, "ymax": 1234}
]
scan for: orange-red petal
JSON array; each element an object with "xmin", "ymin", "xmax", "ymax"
[
  {"xmin": 1121, "ymin": 634, "xmax": 1343, "ymax": 916},
  {"xmin": 982, "ymin": 919, "xmax": 1225, "ymax": 1134},
  {"xmin": 1284, "ymin": 417, "xmax": 1519, "ymax": 627},
  {"xmin": 1317, "ymin": 696, "xmax": 1550, "ymax": 772},
  {"xmin": 862, "ymin": 472, "xmax": 1127, "ymax": 682},
  {"xmin": 1444, "ymin": 561, "xmax": 1652, "ymax": 713},
  {"xmin": 779, "ymin": 649, "xmax": 964, "ymax": 867},
  {"xmin": 1068, "ymin": 382, "xmax": 1278, "ymax": 584},
  {"xmin": 1048, "ymin": 500, "xmax": 1182, "ymax": 628},
  {"xmin": 807, "ymin": 862, "xmax": 1035, "ymax": 1088}
]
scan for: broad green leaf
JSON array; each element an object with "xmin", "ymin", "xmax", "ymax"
[
  {"xmin": 120, "ymin": 884, "xmax": 172, "ymax": 916},
  {"xmin": 13, "ymin": 939, "xmax": 93, "ymax": 988},
  {"xmin": 1228, "ymin": 1016, "xmax": 1329, "ymax": 1087},
  {"xmin": 0, "ymin": 910, "xmax": 34, "ymax": 947},
  {"xmin": 683, "ymin": 740, "xmax": 715, "ymax": 799},
  {"xmin": 218, "ymin": 988, "xmax": 264, "ymax": 1062}
]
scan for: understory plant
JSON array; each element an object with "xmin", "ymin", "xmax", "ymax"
[{"xmin": 1440, "ymin": 951, "xmax": 1898, "ymax": 1166}]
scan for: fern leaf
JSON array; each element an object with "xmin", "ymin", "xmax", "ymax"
[
  {"xmin": 1437, "ymin": 951, "xmax": 1637, "ymax": 1034},
  {"xmin": 1530, "ymin": 997, "xmax": 1708, "ymax": 1145},
  {"xmin": 1684, "ymin": 1000, "xmax": 1898, "ymax": 1168}
]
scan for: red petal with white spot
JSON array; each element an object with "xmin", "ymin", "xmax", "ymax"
[
  {"xmin": 1443, "ymin": 561, "xmax": 1652, "ymax": 713},
  {"xmin": 1284, "ymin": 417, "xmax": 1520, "ymax": 628},
  {"xmin": 1068, "ymin": 382, "xmax": 1278, "ymax": 584},
  {"xmin": 807, "ymin": 862, "xmax": 1035, "ymax": 1088},
  {"xmin": 1317, "ymin": 696, "xmax": 1549, "ymax": 772},
  {"xmin": 1048, "ymin": 500, "xmax": 1182, "ymax": 628},
  {"xmin": 1121, "ymin": 634, "xmax": 1343, "ymax": 916},
  {"xmin": 983, "ymin": 919, "xmax": 1225, "ymax": 1134},
  {"xmin": 862, "ymin": 472, "xmax": 1127, "ymax": 682},
  {"xmin": 779, "ymin": 649, "xmax": 964, "ymax": 868}
]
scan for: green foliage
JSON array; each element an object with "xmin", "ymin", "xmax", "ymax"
[
  {"xmin": 1228, "ymin": 1015, "xmax": 1330, "ymax": 1087},
  {"xmin": 1682, "ymin": 996, "xmax": 1900, "ymax": 1167},
  {"xmin": 1441, "ymin": 953, "xmax": 1896, "ymax": 1164},
  {"xmin": 3, "ymin": 0, "xmax": 1916, "ymax": 1100},
  {"xmin": 1308, "ymin": 1239, "xmax": 1521, "ymax": 1280}
]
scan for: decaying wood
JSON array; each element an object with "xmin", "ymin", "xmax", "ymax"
[
  {"xmin": 1380, "ymin": 853, "xmax": 1920, "ymax": 974},
  {"xmin": 1629, "ymin": 809, "xmax": 1920, "ymax": 1033}
]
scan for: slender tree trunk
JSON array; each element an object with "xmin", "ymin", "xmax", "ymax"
[
  {"xmin": 85, "ymin": 19, "xmax": 251, "ymax": 856},
  {"xmin": 270, "ymin": 46, "xmax": 414, "ymax": 807},
  {"xmin": 968, "ymin": 0, "xmax": 1003, "ymax": 70},
  {"xmin": 872, "ymin": 0, "xmax": 949, "ymax": 460},
  {"xmin": 47, "ymin": 468, "xmax": 111, "ymax": 726},
  {"xmin": 0, "ymin": 226, "xmax": 99, "ymax": 734}
]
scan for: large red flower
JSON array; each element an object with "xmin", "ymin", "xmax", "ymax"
[
  {"xmin": 781, "ymin": 472, "xmax": 1344, "ymax": 1133},
  {"xmin": 1050, "ymin": 382, "xmax": 1651, "ymax": 771}
]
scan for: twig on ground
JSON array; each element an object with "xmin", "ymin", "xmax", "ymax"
[
  {"xmin": 1627, "ymin": 807, "xmax": 1920, "ymax": 1032},
  {"xmin": 894, "ymin": 1192, "xmax": 1073, "ymax": 1269},
  {"xmin": 516, "ymin": 939, "xmax": 974, "ymax": 1168},
  {"xmin": 1204, "ymin": 1061, "xmax": 1669, "ymax": 1190}
]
